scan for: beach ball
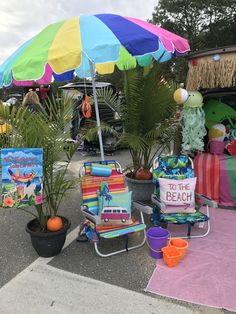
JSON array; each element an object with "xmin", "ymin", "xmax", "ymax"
[
  {"xmin": 208, "ymin": 124, "xmax": 226, "ymax": 142},
  {"xmin": 173, "ymin": 88, "xmax": 189, "ymax": 105}
]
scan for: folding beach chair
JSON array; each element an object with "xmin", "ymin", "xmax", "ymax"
[
  {"xmin": 77, "ymin": 160, "xmax": 146, "ymax": 257},
  {"xmin": 133, "ymin": 155, "xmax": 217, "ymax": 239}
]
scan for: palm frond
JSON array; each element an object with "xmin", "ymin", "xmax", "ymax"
[
  {"xmin": 0, "ymin": 94, "xmax": 79, "ymax": 226},
  {"xmin": 84, "ymin": 122, "xmax": 118, "ymax": 142}
]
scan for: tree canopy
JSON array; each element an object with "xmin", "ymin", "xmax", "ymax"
[
  {"xmin": 150, "ymin": 0, "xmax": 236, "ymax": 82},
  {"xmin": 98, "ymin": 1, "xmax": 236, "ymax": 88}
]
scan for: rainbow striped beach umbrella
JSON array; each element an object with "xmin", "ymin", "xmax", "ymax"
[{"xmin": 0, "ymin": 14, "xmax": 190, "ymax": 159}]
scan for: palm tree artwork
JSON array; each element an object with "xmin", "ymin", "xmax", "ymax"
[{"xmin": 99, "ymin": 181, "xmax": 112, "ymax": 208}]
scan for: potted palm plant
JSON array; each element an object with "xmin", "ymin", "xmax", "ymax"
[
  {"xmin": 0, "ymin": 95, "xmax": 80, "ymax": 257},
  {"xmin": 90, "ymin": 64, "xmax": 178, "ymax": 201}
]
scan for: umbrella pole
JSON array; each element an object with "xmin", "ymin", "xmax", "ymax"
[{"xmin": 89, "ymin": 60, "xmax": 105, "ymax": 161}]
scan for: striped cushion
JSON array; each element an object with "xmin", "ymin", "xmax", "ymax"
[
  {"xmin": 194, "ymin": 153, "xmax": 220, "ymax": 203},
  {"xmin": 81, "ymin": 171, "xmax": 125, "ymax": 215},
  {"xmin": 99, "ymin": 223, "xmax": 146, "ymax": 239},
  {"xmin": 95, "ymin": 219, "xmax": 139, "ymax": 232}
]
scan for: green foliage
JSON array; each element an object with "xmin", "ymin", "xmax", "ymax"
[
  {"xmin": 95, "ymin": 64, "xmax": 178, "ymax": 174},
  {"xmin": 151, "ymin": 0, "xmax": 236, "ymax": 50},
  {"xmin": 0, "ymin": 94, "xmax": 80, "ymax": 229},
  {"xmin": 150, "ymin": 0, "xmax": 236, "ymax": 82}
]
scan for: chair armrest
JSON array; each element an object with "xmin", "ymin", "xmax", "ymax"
[
  {"xmin": 151, "ymin": 194, "xmax": 167, "ymax": 211},
  {"xmin": 195, "ymin": 193, "xmax": 218, "ymax": 208},
  {"xmin": 81, "ymin": 205, "xmax": 102, "ymax": 224},
  {"xmin": 132, "ymin": 201, "xmax": 153, "ymax": 215}
]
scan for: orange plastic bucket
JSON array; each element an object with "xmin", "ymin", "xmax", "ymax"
[
  {"xmin": 161, "ymin": 246, "xmax": 181, "ymax": 267},
  {"xmin": 169, "ymin": 238, "xmax": 188, "ymax": 259}
]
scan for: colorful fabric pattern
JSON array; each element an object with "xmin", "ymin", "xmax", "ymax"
[
  {"xmin": 98, "ymin": 191, "xmax": 132, "ymax": 215},
  {"xmin": 99, "ymin": 223, "xmax": 146, "ymax": 239},
  {"xmin": 153, "ymin": 155, "xmax": 194, "ymax": 195},
  {"xmin": 214, "ymin": 155, "xmax": 236, "ymax": 206},
  {"xmin": 160, "ymin": 211, "xmax": 209, "ymax": 224},
  {"xmin": 84, "ymin": 160, "xmax": 118, "ymax": 176},
  {"xmin": 81, "ymin": 160, "xmax": 125, "ymax": 214},
  {"xmin": 81, "ymin": 176, "xmax": 125, "ymax": 215},
  {"xmin": 222, "ymin": 156, "xmax": 236, "ymax": 204},
  {"xmin": 194, "ymin": 153, "xmax": 220, "ymax": 202},
  {"xmin": 80, "ymin": 160, "xmax": 146, "ymax": 239},
  {"xmin": 83, "ymin": 219, "xmax": 145, "ymax": 240},
  {"xmin": 95, "ymin": 219, "xmax": 139, "ymax": 232},
  {"xmin": 151, "ymin": 155, "xmax": 209, "ymax": 224},
  {"xmin": 0, "ymin": 14, "xmax": 190, "ymax": 87}
]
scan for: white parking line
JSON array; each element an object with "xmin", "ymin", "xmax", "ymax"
[{"xmin": 0, "ymin": 225, "xmax": 198, "ymax": 314}]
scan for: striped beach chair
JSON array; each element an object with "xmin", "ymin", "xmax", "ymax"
[{"xmin": 78, "ymin": 160, "xmax": 146, "ymax": 257}]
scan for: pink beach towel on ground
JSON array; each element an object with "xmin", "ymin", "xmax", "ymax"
[{"xmin": 146, "ymin": 208, "xmax": 236, "ymax": 312}]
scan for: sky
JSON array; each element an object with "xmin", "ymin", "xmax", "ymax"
[{"xmin": 0, "ymin": 0, "xmax": 157, "ymax": 64}]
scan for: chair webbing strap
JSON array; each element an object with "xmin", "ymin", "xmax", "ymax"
[{"xmin": 99, "ymin": 223, "xmax": 146, "ymax": 239}]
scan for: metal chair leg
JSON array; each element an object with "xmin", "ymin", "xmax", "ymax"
[
  {"xmin": 93, "ymin": 230, "xmax": 146, "ymax": 257},
  {"xmin": 93, "ymin": 210, "xmax": 147, "ymax": 258},
  {"xmin": 163, "ymin": 206, "xmax": 211, "ymax": 239}
]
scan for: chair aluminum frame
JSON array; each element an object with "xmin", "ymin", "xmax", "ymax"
[
  {"xmin": 79, "ymin": 204, "xmax": 147, "ymax": 257},
  {"xmin": 78, "ymin": 160, "xmax": 147, "ymax": 257},
  {"xmin": 133, "ymin": 155, "xmax": 218, "ymax": 239},
  {"xmin": 152, "ymin": 193, "xmax": 214, "ymax": 239}
]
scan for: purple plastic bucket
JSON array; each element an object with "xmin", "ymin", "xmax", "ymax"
[{"xmin": 146, "ymin": 227, "xmax": 169, "ymax": 259}]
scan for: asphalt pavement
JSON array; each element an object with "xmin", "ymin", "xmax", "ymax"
[{"xmin": 0, "ymin": 148, "xmax": 232, "ymax": 313}]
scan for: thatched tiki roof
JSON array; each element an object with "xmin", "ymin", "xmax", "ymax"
[{"xmin": 186, "ymin": 46, "xmax": 236, "ymax": 90}]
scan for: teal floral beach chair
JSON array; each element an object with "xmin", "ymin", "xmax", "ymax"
[{"xmin": 134, "ymin": 156, "xmax": 217, "ymax": 238}]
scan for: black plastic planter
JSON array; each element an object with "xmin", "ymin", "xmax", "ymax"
[
  {"xmin": 125, "ymin": 174, "xmax": 154, "ymax": 201},
  {"xmin": 26, "ymin": 216, "xmax": 71, "ymax": 257}
]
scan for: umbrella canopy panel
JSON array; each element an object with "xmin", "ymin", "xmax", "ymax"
[{"xmin": 0, "ymin": 14, "xmax": 190, "ymax": 87}]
